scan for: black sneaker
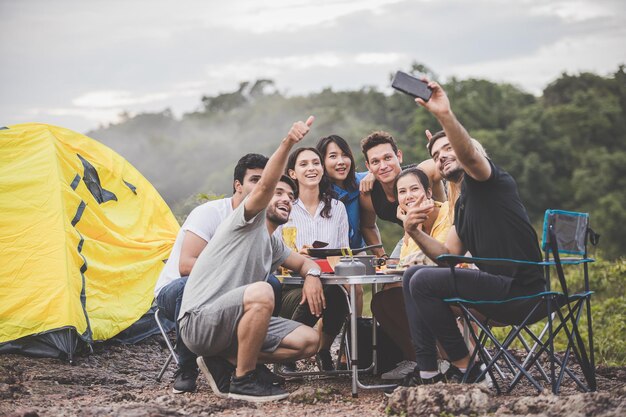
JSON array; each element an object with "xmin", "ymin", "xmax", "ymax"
[
  {"xmin": 172, "ymin": 364, "xmax": 199, "ymax": 394},
  {"xmin": 282, "ymin": 361, "xmax": 297, "ymax": 373},
  {"xmin": 197, "ymin": 356, "xmax": 235, "ymax": 398},
  {"xmin": 229, "ymin": 370, "xmax": 289, "ymax": 403},
  {"xmin": 383, "ymin": 369, "xmax": 447, "ymax": 397},
  {"xmin": 256, "ymin": 363, "xmax": 285, "ymax": 386},
  {"xmin": 444, "ymin": 363, "xmax": 487, "ymax": 384},
  {"xmin": 279, "ymin": 361, "xmax": 303, "ymax": 381},
  {"xmin": 401, "ymin": 369, "xmax": 448, "ymax": 386},
  {"xmin": 316, "ymin": 349, "xmax": 334, "ymax": 371}
]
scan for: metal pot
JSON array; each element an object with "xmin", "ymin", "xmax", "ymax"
[
  {"xmin": 340, "ymin": 255, "xmax": 376, "ymax": 275},
  {"xmin": 334, "ymin": 257, "xmax": 366, "ymax": 276}
]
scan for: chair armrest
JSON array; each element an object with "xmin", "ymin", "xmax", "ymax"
[
  {"xmin": 437, "ymin": 254, "xmax": 594, "ymax": 267},
  {"xmin": 436, "ymin": 254, "xmax": 546, "ymax": 267},
  {"xmin": 548, "ymin": 258, "xmax": 595, "ymax": 265},
  {"xmin": 436, "ymin": 254, "xmax": 478, "ymax": 266}
]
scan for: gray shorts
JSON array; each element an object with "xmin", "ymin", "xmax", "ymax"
[{"xmin": 179, "ymin": 284, "xmax": 302, "ymax": 357}]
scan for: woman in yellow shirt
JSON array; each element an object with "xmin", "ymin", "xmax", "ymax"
[{"xmin": 371, "ymin": 167, "xmax": 452, "ymax": 380}]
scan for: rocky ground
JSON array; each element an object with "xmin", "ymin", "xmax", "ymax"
[{"xmin": 1, "ymin": 335, "xmax": 625, "ymax": 417}]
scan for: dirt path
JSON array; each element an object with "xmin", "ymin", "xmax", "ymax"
[{"xmin": 1, "ymin": 336, "xmax": 625, "ymax": 416}]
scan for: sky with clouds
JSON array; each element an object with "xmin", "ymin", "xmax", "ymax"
[{"xmin": 1, "ymin": 0, "xmax": 625, "ymax": 133}]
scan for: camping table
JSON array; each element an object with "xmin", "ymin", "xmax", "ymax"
[{"xmin": 280, "ymin": 273, "xmax": 402, "ymax": 397}]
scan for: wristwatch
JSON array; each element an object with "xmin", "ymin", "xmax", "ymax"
[{"xmin": 305, "ymin": 268, "xmax": 322, "ymax": 278}]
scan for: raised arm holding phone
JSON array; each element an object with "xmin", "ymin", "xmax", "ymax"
[
  {"xmin": 392, "ymin": 79, "xmax": 545, "ymax": 389},
  {"xmin": 403, "ymin": 80, "xmax": 491, "ymax": 263}
]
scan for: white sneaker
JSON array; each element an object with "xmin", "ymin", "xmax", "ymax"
[
  {"xmin": 381, "ymin": 360, "xmax": 417, "ymax": 380},
  {"xmin": 438, "ymin": 359, "xmax": 450, "ymax": 374},
  {"xmin": 478, "ymin": 363, "xmax": 494, "ymax": 388}
]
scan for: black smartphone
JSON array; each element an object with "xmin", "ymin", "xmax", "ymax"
[
  {"xmin": 391, "ymin": 71, "xmax": 432, "ymax": 101},
  {"xmin": 312, "ymin": 240, "xmax": 329, "ymax": 248}
]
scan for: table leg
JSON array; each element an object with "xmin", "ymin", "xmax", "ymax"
[
  {"xmin": 350, "ymin": 284, "xmax": 358, "ymax": 397},
  {"xmin": 372, "ymin": 283, "xmax": 379, "ymax": 375},
  {"xmin": 281, "ymin": 276, "xmax": 398, "ymax": 393},
  {"xmin": 353, "ymin": 283, "xmax": 397, "ymax": 393}
]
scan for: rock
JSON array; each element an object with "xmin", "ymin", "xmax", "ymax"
[
  {"xmin": 0, "ymin": 383, "xmax": 12, "ymax": 400},
  {"xmin": 111, "ymin": 392, "xmax": 137, "ymax": 402},
  {"xmin": 6, "ymin": 409, "xmax": 39, "ymax": 417},
  {"xmin": 497, "ymin": 390, "xmax": 626, "ymax": 417},
  {"xmin": 502, "ymin": 393, "xmax": 560, "ymax": 415},
  {"xmin": 386, "ymin": 384, "xmax": 492, "ymax": 417},
  {"xmin": 289, "ymin": 386, "xmax": 337, "ymax": 404},
  {"xmin": 0, "ymin": 381, "xmax": 29, "ymax": 400},
  {"xmin": 105, "ymin": 404, "xmax": 181, "ymax": 417}
]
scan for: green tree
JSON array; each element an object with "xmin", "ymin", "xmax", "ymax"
[{"xmin": 89, "ymin": 67, "xmax": 626, "ymax": 258}]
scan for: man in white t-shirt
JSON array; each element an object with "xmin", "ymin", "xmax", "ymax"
[{"xmin": 155, "ymin": 153, "xmax": 269, "ymax": 394}]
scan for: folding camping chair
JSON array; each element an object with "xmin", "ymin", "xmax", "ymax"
[
  {"xmin": 154, "ymin": 308, "xmax": 179, "ymax": 382},
  {"xmin": 438, "ymin": 209, "xmax": 598, "ymax": 394}
]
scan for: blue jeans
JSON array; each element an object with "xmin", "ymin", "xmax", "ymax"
[
  {"xmin": 156, "ymin": 274, "xmax": 283, "ymax": 368},
  {"xmin": 156, "ymin": 277, "xmax": 196, "ymax": 369},
  {"xmin": 267, "ymin": 274, "xmax": 283, "ymax": 316}
]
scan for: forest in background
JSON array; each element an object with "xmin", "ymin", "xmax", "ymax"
[
  {"xmin": 89, "ymin": 64, "xmax": 626, "ymax": 260},
  {"xmin": 88, "ymin": 65, "xmax": 625, "ymax": 364}
]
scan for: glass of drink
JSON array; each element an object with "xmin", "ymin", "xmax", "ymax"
[
  {"xmin": 279, "ymin": 226, "xmax": 298, "ymax": 275},
  {"xmin": 282, "ymin": 226, "xmax": 298, "ymax": 251}
]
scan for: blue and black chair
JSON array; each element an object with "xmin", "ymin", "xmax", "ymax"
[{"xmin": 438, "ymin": 209, "xmax": 599, "ymax": 394}]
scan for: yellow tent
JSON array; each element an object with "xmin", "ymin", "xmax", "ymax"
[{"xmin": 0, "ymin": 123, "xmax": 179, "ymax": 360}]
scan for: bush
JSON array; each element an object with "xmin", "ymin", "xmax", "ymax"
[
  {"xmin": 592, "ymin": 296, "xmax": 626, "ymax": 366},
  {"xmin": 490, "ymin": 257, "xmax": 626, "ymax": 366}
]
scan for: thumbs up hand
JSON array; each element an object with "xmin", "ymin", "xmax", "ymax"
[{"xmin": 285, "ymin": 116, "xmax": 315, "ymax": 144}]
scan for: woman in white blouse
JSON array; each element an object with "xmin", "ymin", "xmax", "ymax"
[
  {"xmin": 277, "ymin": 147, "xmax": 350, "ymax": 371},
  {"xmin": 280, "ymin": 147, "xmax": 350, "ymax": 250}
]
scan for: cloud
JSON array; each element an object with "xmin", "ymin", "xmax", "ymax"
[
  {"xmin": 451, "ymin": 27, "xmax": 626, "ymax": 94},
  {"xmin": 1, "ymin": 0, "xmax": 624, "ymax": 132},
  {"xmin": 528, "ymin": 0, "xmax": 616, "ymax": 22},
  {"xmin": 355, "ymin": 53, "xmax": 406, "ymax": 65},
  {"xmin": 203, "ymin": 52, "xmax": 404, "ymax": 80},
  {"xmin": 71, "ymin": 90, "xmax": 171, "ymax": 108},
  {"xmin": 26, "ymin": 107, "xmax": 124, "ymax": 124}
]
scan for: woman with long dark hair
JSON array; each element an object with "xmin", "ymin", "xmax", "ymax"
[
  {"xmin": 276, "ymin": 147, "xmax": 349, "ymax": 371},
  {"xmin": 280, "ymin": 147, "xmax": 349, "ymax": 249},
  {"xmin": 317, "ymin": 135, "xmax": 388, "ymax": 318},
  {"xmin": 315, "ymin": 135, "xmax": 371, "ymax": 250}
]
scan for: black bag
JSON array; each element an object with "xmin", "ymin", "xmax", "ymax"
[{"xmin": 346, "ymin": 317, "xmax": 404, "ymax": 374}]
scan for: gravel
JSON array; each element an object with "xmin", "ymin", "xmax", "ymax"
[{"xmin": 1, "ymin": 335, "xmax": 624, "ymax": 417}]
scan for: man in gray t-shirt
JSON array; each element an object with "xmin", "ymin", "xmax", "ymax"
[
  {"xmin": 179, "ymin": 199, "xmax": 288, "ymax": 319},
  {"xmin": 179, "ymin": 117, "xmax": 325, "ymax": 403}
]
